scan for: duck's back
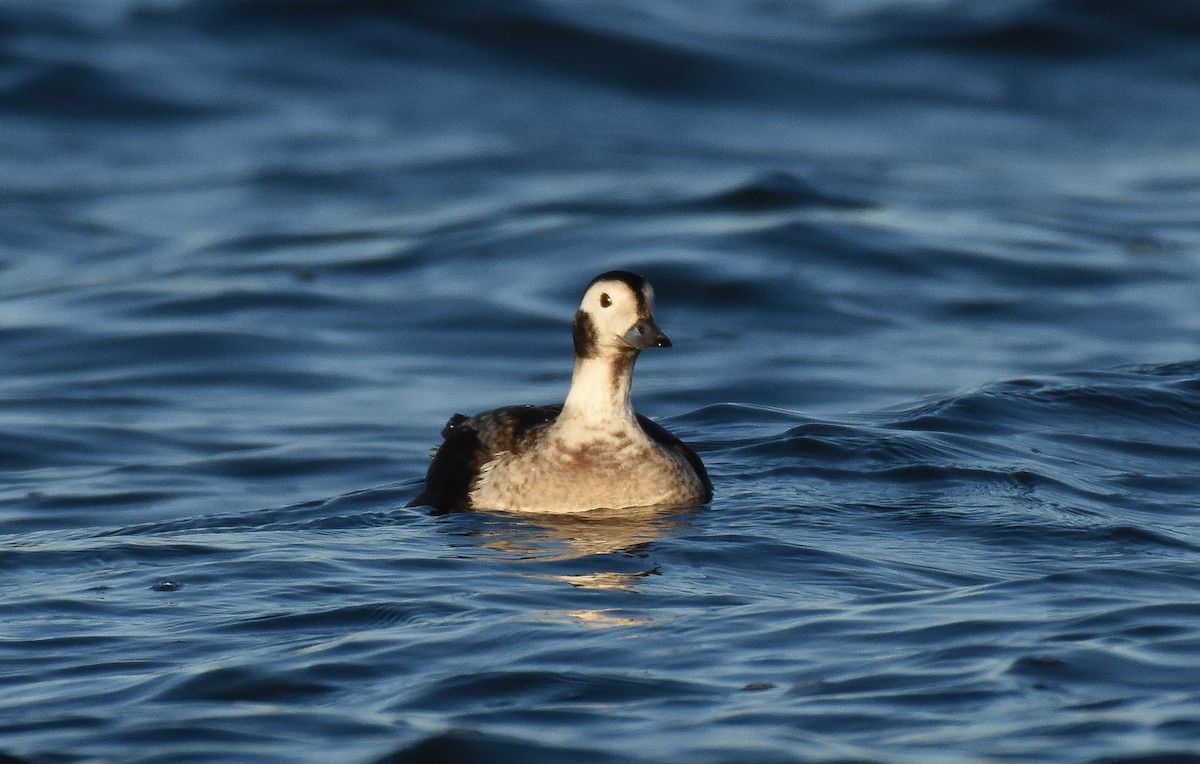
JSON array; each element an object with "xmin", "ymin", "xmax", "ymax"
[
  {"xmin": 408, "ymin": 404, "xmax": 561, "ymax": 513},
  {"xmin": 409, "ymin": 405, "xmax": 711, "ymax": 513},
  {"xmin": 635, "ymin": 414, "xmax": 712, "ymax": 503}
]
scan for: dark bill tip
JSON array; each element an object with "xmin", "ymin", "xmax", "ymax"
[{"xmin": 622, "ymin": 318, "xmax": 671, "ymax": 349}]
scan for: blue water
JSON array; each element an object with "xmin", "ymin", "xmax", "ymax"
[{"xmin": 4, "ymin": 1, "xmax": 1200, "ymax": 762}]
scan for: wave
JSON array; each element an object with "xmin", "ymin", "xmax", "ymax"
[
  {"xmin": 3, "ymin": 61, "xmax": 217, "ymax": 122},
  {"xmin": 192, "ymin": 0, "xmax": 793, "ymax": 99},
  {"xmin": 700, "ymin": 360, "xmax": 1200, "ymax": 537}
]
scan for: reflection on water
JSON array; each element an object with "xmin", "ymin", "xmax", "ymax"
[
  {"xmin": 533, "ymin": 609, "xmax": 654, "ymax": 628},
  {"xmin": 461, "ymin": 505, "xmax": 696, "ymax": 593},
  {"xmin": 542, "ymin": 569, "xmax": 659, "ymax": 593},
  {"xmin": 473, "ymin": 505, "xmax": 694, "ymax": 560}
]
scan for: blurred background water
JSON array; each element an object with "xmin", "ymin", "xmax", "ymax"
[{"xmin": 3, "ymin": 1, "xmax": 1200, "ymax": 762}]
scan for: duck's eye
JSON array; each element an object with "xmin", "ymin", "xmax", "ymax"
[{"xmin": 599, "ymin": 293, "xmax": 611, "ymax": 308}]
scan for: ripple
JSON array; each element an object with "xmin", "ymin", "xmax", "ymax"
[
  {"xmin": 156, "ymin": 665, "xmax": 336, "ymax": 703},
  {"xmin": 230, "ymin": 603, "xmax": 424, "ymax": 634},
  {"xmin": 3, "ymin": 62, "xmax": 216, "ymax": 121},
  {"xmin": 372, "ymin": 730, "xmax": 640, "ymax": 764}
]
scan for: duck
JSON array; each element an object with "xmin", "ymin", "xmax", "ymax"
[{"xmin": 409, "ymin": 270, "xmax": 712, "ymax": 514}]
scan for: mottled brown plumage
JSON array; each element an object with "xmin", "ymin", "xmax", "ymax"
[{"xmin": 409, "ymin": 271, "xmax": 711, "ymax": 514}]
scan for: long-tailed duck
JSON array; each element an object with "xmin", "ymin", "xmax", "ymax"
[{"xmin": 409, "ymin": 271, "xmax": 712, "ymax": 513}]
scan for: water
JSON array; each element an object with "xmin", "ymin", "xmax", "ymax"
[{"xmin": 3, "ymin": 1, "xmax": 1200, "ymax": 761}]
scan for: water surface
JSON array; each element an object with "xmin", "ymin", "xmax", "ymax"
[{"xmin": 3, "ymin": 1, "xmax": 1200, "ymax": 762}]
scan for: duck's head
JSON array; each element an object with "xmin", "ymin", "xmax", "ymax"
[{"xmin": 573, "ymin": 271, "xmax": 671, "ymax": 359}]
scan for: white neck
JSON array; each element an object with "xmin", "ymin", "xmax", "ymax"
[{"xmin": 560, "ymin": 354, "xmax": 637, "ymax": 430}]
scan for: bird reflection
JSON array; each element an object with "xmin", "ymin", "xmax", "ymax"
[{"xmin": 462, "ymin": 504, "xmax": 696, "ymax": 594}]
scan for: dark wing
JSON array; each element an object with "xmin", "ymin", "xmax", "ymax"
[
  {"xmin": 408, "ymin": 404, "xmax": 562, "ymax": 513},
  {"xmin": 636, "ymin": 414, "xmax": 713, "ymax": 502},
  {"xmin": 407, "ymin": 413, "xmax": 485, "ymax": 514}
]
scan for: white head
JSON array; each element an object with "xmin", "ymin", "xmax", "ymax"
[{"xmin": 572, "ymin": 271, "xmax": 671, "ymax": 360}]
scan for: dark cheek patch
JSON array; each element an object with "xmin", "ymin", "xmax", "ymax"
[{"xmin": 573, "ymin": 310, "xmax": 599, "ymax": 358}]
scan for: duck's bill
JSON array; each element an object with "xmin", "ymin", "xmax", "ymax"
[{"xmin": 621, "ymin": 318, "xmax": 672, "ymax": 349}]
